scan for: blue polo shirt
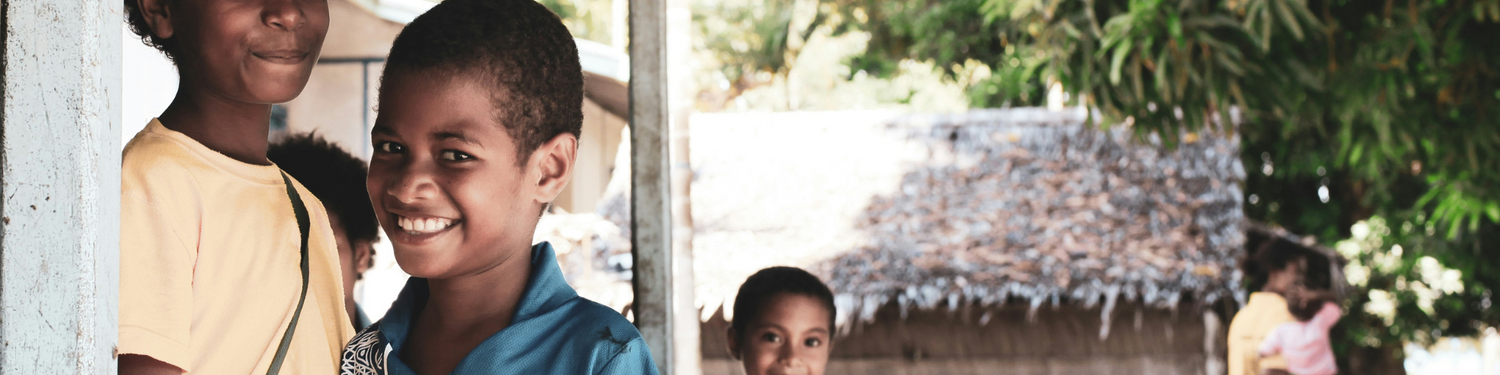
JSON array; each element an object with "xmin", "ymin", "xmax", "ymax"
[{"xmin": 340, "ymin": 242, "xmax": 659, "ymax": 374}]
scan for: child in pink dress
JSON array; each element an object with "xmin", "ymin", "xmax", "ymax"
[{"xmin": 1258, "ymin": 287, "xmax": 1342, "ymax": 375}]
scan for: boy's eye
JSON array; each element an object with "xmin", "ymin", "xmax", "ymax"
[
  {"xmin": 760, "ymin": 333, "xmax": 782, "ymax": 344},
  {"xmin": 803, "ymin": 338, "xmax": 822, "ymax": 347},
  {"xmin": 375, "ymin": 141, "xmax": 404, "ymax": 154},
  {"xmin": 440, "ymin": 150, "xmax": 473, "ymax": 161}
]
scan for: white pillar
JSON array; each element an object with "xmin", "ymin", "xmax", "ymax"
[
  {"xmin": 0, "ymin": 0, "xmax": 121, "ymax": 373},
  {"xmin": 629, "ymin": 0, "xmax": 674, "ymax": 373},
  {"xmin": 1204, "ymin": 310, "xmax": 1225, "ymax": 375},
  {"xmin": 665, "ymin": 0, "xmax": 700, "ymax": 373}
]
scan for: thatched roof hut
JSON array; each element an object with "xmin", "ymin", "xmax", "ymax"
[
  {"xmin": 541, "ymin": 106, "xmax": 1248, "ymax": 326},
  {"xmin": 815, "ymin": 109, "xmax": 1246, "ymax": 335}
]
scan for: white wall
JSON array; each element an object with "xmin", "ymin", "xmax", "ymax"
[{"xmin": 1, "ymin": 0, "xmax": 121, "ymax": 372}]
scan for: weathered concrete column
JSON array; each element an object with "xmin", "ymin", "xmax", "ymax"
[
  {"xmin": 629, "ymin": 0, "xmax": 674, "ymax": 373},
  {"xmin": 0, "ymin": 0, "xmax": 122, "ymax": 373}
]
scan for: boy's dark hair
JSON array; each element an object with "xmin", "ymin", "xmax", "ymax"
[
  {"xmin": 1245, "ymin": 237, "xmax": 1306, "ymax": 291},
  {"xmin": 730, "ymin": 267, "xmax": 837, "ymax": 344},
  {"xmin": 382, "ymin": 0, "xmax": 584, "ymax": 166},
  {"xmin": 268, "ymin": 134, "xmax": 380, "ymax": 249},
  {"xmin": 123, "ymin": 0, "xmax": 176, "ymax": 62},
  {"xmin": 1286, "ymin": 289, "xmax": 1333, "ymax": 322}
]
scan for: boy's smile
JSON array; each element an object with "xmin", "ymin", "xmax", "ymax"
[
  {"xmin": 250, "ymin": 48, "xmax": 311, "ymax": 65},
  {"xmin": 394, "ymin": 215, "xmax": 457, "ymax": 236},
  {"xmin": 385, "ymin": 203, "xmax": 463, "ymax": 243},
  {"xmin": 161, "ymin": 0, "xmax": 329, "ymax": 104},
  {"xmin": 367, "ymin": 72, "xmax": 575, "ymax": 280}
]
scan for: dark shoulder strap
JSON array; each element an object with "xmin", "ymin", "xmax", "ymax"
[{"xmin": 269, "ymin": 173, "xmax": 312, "ymax": 375}]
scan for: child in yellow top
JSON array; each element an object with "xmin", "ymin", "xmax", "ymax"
[
  {"xmin": 119, "ymin": 0, "xmax": 353, "ymax": 373},
  {"xmin": 1228, "ymin": 240, "xmax": 1306, "ymax": 375}
]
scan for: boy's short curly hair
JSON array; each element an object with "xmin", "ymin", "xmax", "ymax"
[
  {"xmin": 729, "ymin": 267, "xmax": 837, "ymax": 345},
  {"xmin": 268, "ymin": 133, "xmax": 380, "ymax": 248},
  {"xmin": 381, "ymin": 0, "xmax": 584, "ymax": 165},
  {"xmin": 123, "ymin": 0, "xmax": 176, "ymax": 61}
]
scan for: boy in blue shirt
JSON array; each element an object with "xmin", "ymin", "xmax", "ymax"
[{"xmin": 339, "ymin": 0, "xmax": 658, "ymax": 374}]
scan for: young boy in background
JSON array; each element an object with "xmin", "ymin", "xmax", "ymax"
[
  {"xmin": 1258, "ymin": 287, "xmax": 1342, "ymax": 375},
  {"xmin": 120, "ymin": 0, "xmax": 352, "ymax": 373},
  {"xmin": 338, "ymin": 0, "xmax": 656, "ymax": 373},
  {"xmin": 726, "ymin": 267, "xmax": 837, "ymax": 375},
  {"xmin": 269, "ymin": 134, "xmax": 381, "ymax": 330}
]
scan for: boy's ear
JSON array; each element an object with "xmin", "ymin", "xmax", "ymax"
[
  {"xmin": 353, "ymin": 240, "xmax": 373, "ymax": 276},
  {"xmin": 530, "ymin": 133, "xmax": 577, "ymax": 206},
  {"xmin": 135, "ymin": 0, "xmax": 175, "ymax": 40},
  {"xmin": 724, "ymin": 326, "xmax": 740, "ymax": 360}
]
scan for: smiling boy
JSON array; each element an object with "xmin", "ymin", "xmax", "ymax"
[
  {"xmin": 338, "ymin": 1, "xmax": 657, "ymax": 374},
  {"xmin": 726, "ymin": 267, "xmax": 837, "ymax": 375},
  {"xmin": 120, "ymin": 0, "xmax": 352, "ymax": 373}
]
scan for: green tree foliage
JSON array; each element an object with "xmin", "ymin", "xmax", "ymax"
[
  {"xmin": 538, "ymin": 0, "xmax": 619, "ymax": 45},
  {"xmin": 693, "ymin": 0, "xmax": 809, "ymax": 90},
  {"xmin": 1334, "ymin": 215, "xmax": 1498, "ymax": 361}
]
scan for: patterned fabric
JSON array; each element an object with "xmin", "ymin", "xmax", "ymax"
[{"xmin": 340, "ymin": 324, "xmax": 388, "ymax": 375}]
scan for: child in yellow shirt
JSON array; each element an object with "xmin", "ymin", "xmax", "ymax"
[
  {"xmin": 1228, "ymin": 240, "xmax": 1306, "ymax": 375},
  {"xmin": 119, "ymin": 0, "xmax": 353, "ymax": 373}
]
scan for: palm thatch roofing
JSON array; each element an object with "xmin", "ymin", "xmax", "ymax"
[{"xmin": 535, "ymin": 108, "xmax": 1250, "ymax": 334}]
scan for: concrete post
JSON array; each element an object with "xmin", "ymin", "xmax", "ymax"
[
  {"xmin": 665, "ymin": 0, "xmax": 699, "ymax": 373},
  {"xmin": 0, "ymin": 0, "xmax": 122, "ymax": 373},
  {"xmin": 629, "ymin": 0, "xmax": 674, "ymax": 373}
]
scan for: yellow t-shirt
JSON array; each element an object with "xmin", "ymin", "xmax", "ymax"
[
  {"xmin": 120, "ymin": 119, "xmax": 353, "ymax": 373},
  {"xmin": 1228, "ymin": 292, "xmax": 1296, "ymax": 375}
]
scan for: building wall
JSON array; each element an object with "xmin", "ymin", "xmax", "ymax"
[
  {"xmin": 1, "ymin": 0, "xmax": 121, "ymax": 372},
  {"xmin": 320, "ymin": 0, "xmax": 408, "ymax": 58},
  {"xmin": 285, "ymin": 60, "xmax": 379, "ymax": 157},
  {"xmin": 282, "ymin": 0, "xmax": 402, "ymax": 158},
  {"xmin": 556, "ymin": 98, "xmax": 626, "ymax": 213},
  {"xmin": 701, "ymin": 303, "xmax": 1210, "ymax": 375}
]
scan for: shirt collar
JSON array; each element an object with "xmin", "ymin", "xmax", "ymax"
[
  {"xmin": 1247, "ymin": 291, "xmax": 1288, "ymax": 308},
  {"xmin": 377, "ymin": 242, "xmax": 576, "ymax": 354},
  {"xmin": 515, "ymin": 241, "xmax": 577, "ymax": 320}
]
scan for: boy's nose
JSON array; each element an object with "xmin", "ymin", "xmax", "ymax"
[
  {"xmin": 386, "ymin": 162, "xmax": 440, "ymax": 204},
  {"xmin": 260, "ymin": 0, "xmax": 307, "ymax": 30},
  {"xmin": 774, "ymin": 345, "xmax": 808, "ymax": 374}
]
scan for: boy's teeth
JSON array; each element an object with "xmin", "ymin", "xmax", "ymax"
[{"xmin": 397, "ymin": 216, "xmax": 453, "ymax": 234}]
